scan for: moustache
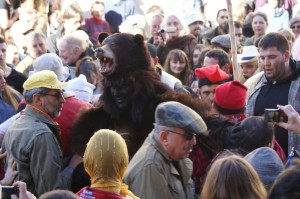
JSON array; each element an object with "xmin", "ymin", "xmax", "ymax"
[{"xmin": 183, "ymin": 145, "xmax": 194, "ymax": 152}]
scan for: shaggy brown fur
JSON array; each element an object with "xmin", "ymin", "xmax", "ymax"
[{"xmin": 71, "ymin": 70, "xmax": 171, "ymax": 158}]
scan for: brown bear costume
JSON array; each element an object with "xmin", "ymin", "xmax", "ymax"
[
  {"xmin": 71, "ymin": 33, "xmax": 172, "ymax": 158},
  {"xmin": 69, "ymin": 33, "xmax": 231, "ymax": 193}
]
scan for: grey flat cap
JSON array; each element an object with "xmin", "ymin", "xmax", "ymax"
[
  {"xmin": 211, "ymin": 34, "xmax": 231, "ymax": 49},
  {"xmin": 155, "ymin": 101, "xmax": 207, "ymax": 134}
]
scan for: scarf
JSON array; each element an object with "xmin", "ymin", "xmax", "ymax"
[{"xmin": 83, "ymin": 129, "xmax": 139, "ymax": 199}]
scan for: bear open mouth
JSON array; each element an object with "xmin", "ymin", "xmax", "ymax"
[{"xmin": 99, "ymin": 57, "xmax": 114, "ymax": 74}]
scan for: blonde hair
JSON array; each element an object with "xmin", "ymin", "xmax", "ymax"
[
  {"xmin": 0, "ymin": 68, "xmax": 20, "ymax": 111},
  {"xmin": 201, "ymin": 155, "xmax": 267, "ymax": 199}
]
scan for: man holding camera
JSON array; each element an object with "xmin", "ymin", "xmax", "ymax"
[
  {"xmin": 246, "ymin": 32, "xmax": 300, "ymax": 156},
  {"xmin": 147, "ymin": 14, "xmax": 164, "ymax": 47}
]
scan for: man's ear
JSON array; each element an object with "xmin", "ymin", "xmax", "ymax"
[
  {"xmin": 284, "ymin": 50, "xmax": 290, "ymax": 62},
  {"xmin": 159, "ymin": 130, "xmax": 169, "ymax": 145},
  {"xmin": 32, "ymin": 93, "xmax": 43, "ymax": 106},
  {"xmin": 74, "ymin": 46, "xmax": 81, "ymax": 55}
]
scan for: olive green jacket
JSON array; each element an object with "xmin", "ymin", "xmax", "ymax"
[
  {"xmin": 124, "ymin": 131, "xmax": 195, "ymax": 199},
  {"xmin": 2, "ymin": 106, "xmax": 72, "ymax": 196}
]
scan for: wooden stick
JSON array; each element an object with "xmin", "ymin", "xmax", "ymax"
[{"xmin": 226, "ymin": 0, "xmax": 239, "ymax": 81}]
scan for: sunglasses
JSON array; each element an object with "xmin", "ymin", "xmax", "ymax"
[
  {"xmin": 166, "ymin": 129, "xmax": 196, "ymax": 140},
  {"xmin": 41, "ymin": 92, "xmax": 64, "ymax": 100},
  {"xmin": 291, "ymin": 25, "xmax": 300, "ymax": 29}
]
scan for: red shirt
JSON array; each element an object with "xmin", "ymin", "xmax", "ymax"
[
  {"xmin": 77, "ymin": 187, "xmax": 122, "ymax": 199},
  {"xmin": 54, "ymin": 96, "xmax": 92, "ymax": 156}
]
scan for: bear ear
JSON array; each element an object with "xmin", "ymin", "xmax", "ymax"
[
  {"xmin": 134, "ymin": 34, "xmax": 145, "ymax": 46},
  {"xmin": 98, "ymin": 32, "xmax": 110, "ymax": 45}
]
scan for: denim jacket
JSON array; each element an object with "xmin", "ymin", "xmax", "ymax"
[{"xmin": 246, "ymin": 61, "xmax": 300, "ymax": 153}]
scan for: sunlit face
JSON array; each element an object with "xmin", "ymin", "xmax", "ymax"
[
  {"xmin": 40, "ymin": 89, "xmax": 65, "ymax": 118},
  {"xmin": 0, "ymin": 69, "xmax": 6, "ymax": 92},
  {"xmin": 189, "ymin": 21, "xmax": 202, "ymax": 36},
  {"xmin": 0, "ymin": 43, "xmax": 7, "ymax": 67},
  {"xmin": 198, "ymin": 84, "xmax": 218, "ymax": 104},
  {"xmin": 170, "ymin": 60, "xmax": 186, "ymax": 75},
  {"xmin": 252, "ymin": 15, "xmax": 267, "ymax": 36},
  {"xmin": 59, "ymin": 41, "xmax": 81, "ymax": 65},
  {"xmin": 6, "ymin": 44, "xmax": 19, "ymax": 66},
  {"xmin": 241, "ymin": 62, "xmax": 258, "ymax": 79},
  {"xmin": 151, "ymin": 16, "xmax": 163, "ymax": 45},
  {"xmin": 291, "ymin": 22, "xmax": 300, "ymax": 38},
  {"xmin": 163, "ymin": 127, "xmax": 196, "ymax": 161},
  {"xmin": 259, "ymin": 46, "xmax": 289, "ymax": 81},
  {"xmin": 28, "ymin": 37, "xmax": 47, "ymax": 58},
  {"xmin": 91, "ymin": 3, "xmax": 104, "ymax": 20},
  {"xmin": 217, "ymin": 10, "xmax": 228, "ymax": 30},
  {"xmin": 166, "ymin": 15, "xmax": 182, "ymax": 39},
  {"xmin": 235, "ymin": 27, "xmax": 243, "ymax": 43},
  {"xmin": 193, "ymin": 49, "xmax": 201, "ymax": 66},
  {"xmin": 151, "ymin": 16, "xmax": 162, "ymax": 36}
]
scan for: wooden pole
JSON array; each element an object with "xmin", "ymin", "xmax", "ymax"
[{"xmin": 226, "ymin": 0, "xmax": 239, "ymax": 81}]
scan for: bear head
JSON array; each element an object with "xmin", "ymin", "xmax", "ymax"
[{"xmin": 95, "ymin": 33, "xmax": 152, "ymax": 77}]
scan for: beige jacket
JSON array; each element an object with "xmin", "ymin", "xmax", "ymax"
[{"xmin": 124, "ymin": 131, "xmax": 195, "ymax": 199}]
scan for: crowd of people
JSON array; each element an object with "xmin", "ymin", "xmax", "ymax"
[{"xmin": 1, "ymin": 0, "xmax": 300, "ymax": 198}]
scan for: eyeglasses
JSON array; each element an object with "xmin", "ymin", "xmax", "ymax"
[
  {"xmin": 166, "ymin": 129, "xmax": 196, "ymax": 141},
  {"xmin": 41, "ymin": 92, "xmax": 64, "ymax": 99},
  {"xmin": 291, "ymin": 25, "xmax": 300, "ymax": 29}
]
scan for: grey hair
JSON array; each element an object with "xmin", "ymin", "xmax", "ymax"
[
  {"xmin": 58, "ymin": 33, "xmax": 88, "ymax": 53},
  {"xmin": 23, "ymin": 87, "xmax": 48, "ymax": 104},
  {"xmin": 153, "ymin": 124, "xmax": 169, "ymax": 140}
]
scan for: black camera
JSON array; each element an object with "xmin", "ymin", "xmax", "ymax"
[
  {"xmin": 1, "ymin": 186, "xmax": 19, "ymax": 199},
  {"xmin": 264, "ymin": 108, "xmax": 284, "ymax": 122}
]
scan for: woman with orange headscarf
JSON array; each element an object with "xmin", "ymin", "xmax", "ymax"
[{"xmin": 76, "ymin": 129, "xmax": 139, "ymax": 199}]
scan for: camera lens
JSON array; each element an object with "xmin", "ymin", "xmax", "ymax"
[{"xmin": 160, "ymin": 29, "xmax": 165, "ymax": 34}]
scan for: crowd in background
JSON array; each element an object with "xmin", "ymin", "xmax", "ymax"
[{"xmin": 1, "ymin": 0, "xmax": 300, "ymax": 198}]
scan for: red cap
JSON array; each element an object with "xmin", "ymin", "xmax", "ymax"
[
  {"xmin": 195, "ymin": 65, "xmax": 229, "ymax": 87},
  {"xmin": 214, "ymin": 80, "xmax": 247, "ymax": 111}
]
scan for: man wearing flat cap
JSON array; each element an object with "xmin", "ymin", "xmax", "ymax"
[
  {"xmin": 124, "ymin": 101, "xmax": 207, "ymax": 199},
  {"xmin": 2, "ymin": 70, "xmax": 80, "ymax": 196},
  {"xmin": 211, "ymin": 34, "xmax": 237, "ymax": 59}
]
